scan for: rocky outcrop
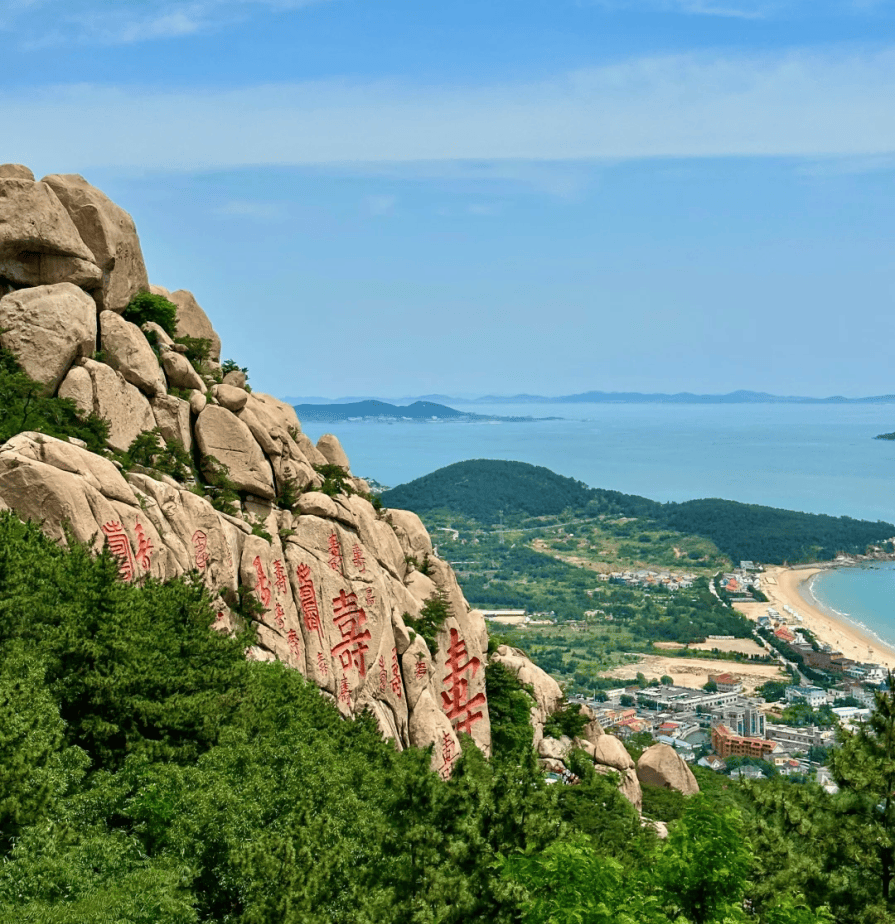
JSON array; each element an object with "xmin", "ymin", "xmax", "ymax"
[
  {"xmin": 637, "ymin": 744, "xmax": 700, "ymax": 795},
  {"xmin": 0, "ymin": 165, "xmax": 497, "ymax": 777},
  {"xmin": 317, "ymin": 433, "xmax": 351, "ymax": 470},
  {"xmin": 0, "ymin": 283, "xmax": 97, "ymax": 394},
  {"xmin": 41, "ymin": 173, "xmax": 148, "ymax": 313},
  {"xmin": 490, "ymin": 644, "xmax": 563, "ymax": 746},
  {"xmin": 170, "ymin": 289, "xmax": 221, "ymax": 362},
  {"xmin": 0, "ymin": 176, "xmax": 101, "ymax": 290},
  {"xmin": 195, "ymin": 405, "xmax": 276, "ymax": 500},
  {"xmin": 100, "ymin": 310, "xmax": 166, "ymax": 397}
]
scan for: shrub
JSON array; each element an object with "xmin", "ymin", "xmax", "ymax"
[
  {"xmin": 202, "ymin": 454, "xmax": 240, "ymax": 513},
  {"xmin": 122, "ymin": 292, "xmax": 178, "ymax": 336},
  {"xmin": 543, "ymin": 703, "xmax": 589, "ymax": 741},
  {"xmin": 0, "ymin": 343, "xmax": 109, "ymax": 451},
  {"xmin": 173, "ymin": 336, "xmax": 212, "ymax": 369},
  {"xmin": 404, "ymin": 588, "xmax": 452, "ymax": 653}
]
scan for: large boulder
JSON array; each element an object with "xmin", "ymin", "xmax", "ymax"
[
  {"xmin": 99, "ymin": 310, "xmax": 165, "ymax": 396},
  {"xmin": 60, "ymin": 358, "xmax": 156, "ymax": 453},
  {"xmin": 169, "ymin": 289, "xmax": 221, "ymax": 362},
  {"xmin": 0, "ymin": 283, "xmax": 97, "ymax": 394},
  {"xmin": 194, "ymin": 405, "xmax": 275, "ymax": 499},
  {"xmin": 637, "ymin": 744, "xmax": 700, "ymax": 795},
  {"xmin": 593, "ymin": 734, "xmax": 635, "ymax": 771},
  {"xmin": 41, "ymin": 174, "xmax": 148, "ymax": 313},
  {"xmin": 0, "ymin": 164, "xmax": 34, "ymax": 181},
  {"xmin": 151, "ymin": 394, "xmax": 192, "ymax": 450},
  {"xmin": 317, "ymin": 433, "xmax": 350, "ymax": 471},
  {"xmin": 0, "ymin": 178, "xmax": 101, "ymax": 289},
  {"xmin": 161, "ymin": 350, "xmax": 205, "ymax": 392}
]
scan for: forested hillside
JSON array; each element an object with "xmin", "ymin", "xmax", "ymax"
[
  {"xmin": 2, "ymin": 512, "xmax": 894, "ymax": 922},
  {"xmin": 382, "ymin": 460, "xmax": 895, "ymax": 564}
]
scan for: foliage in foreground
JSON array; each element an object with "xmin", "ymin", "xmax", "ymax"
[{"xmin": 0, "ymin": 511, "xmax": 888, "ymax": 922}]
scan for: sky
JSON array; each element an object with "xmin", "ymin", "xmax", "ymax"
[{"xmin": 2, "ymin": 0, "xmax": 894, "ymax": 400}]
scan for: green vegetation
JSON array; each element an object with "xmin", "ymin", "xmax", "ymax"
[
  {"xmin": 122, "ymin": 291, "xmax": 179, "ymax": 336},
  {"xmin": 383, "ymin": 459, "xmax": 895, "ymax": 564},
  {"xmin": 3, "ymin": 512, "xmax": 895, "ymax": 920},
  {"xmin": 0, "ymin": 343, "xmax": 109, "ymax": 451},
  {"xmin": 119, "ymin": 428, "xmax": 194, "ymax": 483},
  {"xmin": 404, "ymin": 588, "xmax": 451, "ymax": 653}
]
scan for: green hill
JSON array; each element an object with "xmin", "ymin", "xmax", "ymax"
[{"xmin": 381, "ymin": 459, "xmax": 895, "ymax": 564}]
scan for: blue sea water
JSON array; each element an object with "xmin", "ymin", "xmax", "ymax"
[
  {"xmin": 299, "ymin": 400, "xmax": 895, "ymax": 638},
  {"xmin": 807, "ymin": 563, "xmax": 895, "ymax": 652},
  {"xmin": 300, "ymin": 401, "xmax": 895, "ymax": 523}
]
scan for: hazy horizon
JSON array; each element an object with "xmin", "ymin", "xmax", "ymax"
[{"xmin": 4, "ymin": 1, "xmax": 894, "ymax": 400}]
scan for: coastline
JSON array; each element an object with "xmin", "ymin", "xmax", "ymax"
[{"xmin": 733, "ymin": 564, "xmax": 895, "ymax": 670}]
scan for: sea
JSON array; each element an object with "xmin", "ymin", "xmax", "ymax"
[{"xmin": 298, "ymin": 400, "xmax": 895, "ymax": 638}]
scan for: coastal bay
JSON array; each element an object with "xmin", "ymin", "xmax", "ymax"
[{"xmin": 733, "ymin": 565, "xmax": 895, "ymax": 669}]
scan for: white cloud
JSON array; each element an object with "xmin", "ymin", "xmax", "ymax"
[
  {"xmin": 2, "ymin": 0, "xmax": 330, "ymax": 45},
  {"xmin": 4, "ymin": 46, "xmax": 895, "ymax": 171}
]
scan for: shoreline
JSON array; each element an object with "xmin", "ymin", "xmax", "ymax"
[{"xmin": 733, "ymin": 564, "xmax": 895, "ymax": 670}]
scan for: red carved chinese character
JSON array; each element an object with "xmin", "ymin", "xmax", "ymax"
[
  {"xmin": 287, "ymin": 629, "xmax": 302, "ymax": 659},
  {"xmin": 352, "ymin": 544, "xmax": 366, "ymax": 572},
  {"xmin": 273, "ymin": 559, "xmax": 288, "ymax": 594},
  {"xmin": 378, "ymin": 655, "xmax": 388, "ymax": 693},
  {"xmin": 101, "ymin": 521, "xmax": 135, "ymax": 582},
  {"xmin": 191, "ymin": 530, "xmax": 209, "ymax": 570},
  {"xmin": 365, "ymin": 587, "xmax": 375, "ymax": 608},
  {"xmin": 414, "ymin": 660, "xmax": 428, "ymax": 680},
  {"xmin": 274, "ymin": 602, "xmax": 285, "ymax": 629},
  {"xmin": 440, "ymin": 732, "xmax": 456, "ymax": 780},
  {"xmin": 339, "ymin": 673, "xmax": 351, "ymax": 705},
  {"xmin": 390, "ymin": 648, "xmax": 403, "ymax": 698},
  {"xmin": 441, "ymin": 628, "xmax": 486, "ymax": 735},
  {"xmin": 296, "ymin": 564, "xmax": 323, "ymax": 639},
  {"xmin": 316, "ymin": 652, "xmax": 329, "ymax": 678},
  {"xmin": 252, "ymin": 556, "xmax": 271, "ymax": 609},
  {"xmin": 328, "ymin": 533, "xmax": 343, "ymax": 572},
  {"xmin": 134, "ymin": 522, "xmax": 153, "ymax": 571},
  {"xmin": 331, "ymin": 589, "xmax": 371, "ymax": 677}
]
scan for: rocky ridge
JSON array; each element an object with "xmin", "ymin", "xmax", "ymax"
[{"xmin": 0, "ymin": 165, "xmax": 698, "ymax": 803}]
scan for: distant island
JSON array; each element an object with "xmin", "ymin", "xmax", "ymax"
[
  {"xmin": 291, "ymin": 399, "xmax": 562, "ymax": 423},
  {"xmin": 287, "ymin": 389, "xmax": 895, "ymax": 406},
  {"xmin": 875, "ymin": 432, "xmax": 895, "ymax": 440}
]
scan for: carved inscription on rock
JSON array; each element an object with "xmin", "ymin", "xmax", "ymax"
[{"xmin": 441, "ymin": 628, "xmax": 486, "ymax": 735}]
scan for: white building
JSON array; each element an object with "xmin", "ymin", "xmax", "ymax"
[{"xmin": 785, "ymin": 685, "xmax": 828, "ymax": 708}]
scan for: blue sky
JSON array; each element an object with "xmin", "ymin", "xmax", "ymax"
[{"xmin": 3, "ymin": 0, "xmax": 894, "ymax": 399}]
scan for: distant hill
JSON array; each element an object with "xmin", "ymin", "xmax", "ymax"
[
  {"xmin": 292, "ymin": 400, "xmax": 560, "ymax": 423},
  {"xmin": 381, "ymin": 459, "xmax": 895, "ymax": 564},
  {"xmin": 287, "ymin": 390, "xmax": 895, "ymax": 406}
]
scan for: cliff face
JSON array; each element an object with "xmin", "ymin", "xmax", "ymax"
[{"xmin": 0, "ymin": 164, "xmax": 490, "ymax": 774}]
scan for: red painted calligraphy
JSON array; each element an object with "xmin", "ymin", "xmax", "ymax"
[
  {"xmin": 287, "ymin": 629, "xmax": 302, "ymax": 659},
  {"xmin": 328, "ymin": 533, "xmax": 343, "ymax": 572},
  {"xmin": 134, "ymin": 522, "xmax": 153, "ymax": 571},
  {"xmin": 390, "ymin": 647, "xmax": 403, "ymax": 698},
  {"xmin": 191, "ymin": 530, "xmax": 209, "ymax": 570},
  {"xmin": 339, "ymin": 673, "xmax": 351, "ymax": 705},
  {"xmin": 441, "ymin": 628, "xmax": 486, "ymax": 735},
  {"xmin": 296, "ymin": 564, "xmax": 323, "ymax": 639},
  {"xmin": 273, "ymin": 559, "xmax": 288, "ymax": 594},
  {"xmin": 331, "ymin": 589, "xmax": 371, "ymax": 677},
  {"xmin": 365, "ymin": 587, "xmax": 375, "ymax": 608},
  {"xmin": 274, "ymin": 602, "xmax": 285, "ymax": 629},
  {"xmin": 414, "ymin": 660, "xmax": 428, "ymax": 680},
  {"xmin": 378, "ymin": 655, "xmax": 388, "ymax": 693},
  {"xmin": 440, "ymin": 732, "xmax": 457, "ymax": 780},
  {"xmin": 352, "ymin": 544, "xmax": 366, "ymax": 572},
  {"xmin": 252, "ymin": 556, "xmax": 271, "ymax": 609},
  {"xmin": 316, "ymin": 652, "xmax": 329, "ymax": 678},
  {"xmin": 101, "ymin": 521, "xmax": 136, "ymax": 582}
]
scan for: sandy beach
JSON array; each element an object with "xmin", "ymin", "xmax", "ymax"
[{"xmin": 733, "ymin": 566, "xmax": 895, "ymax": 670}]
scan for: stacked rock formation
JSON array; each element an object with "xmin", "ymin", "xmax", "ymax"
[{"xmin": 0, "ymin": 165, "xmax": 490, "ymax": 775}]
